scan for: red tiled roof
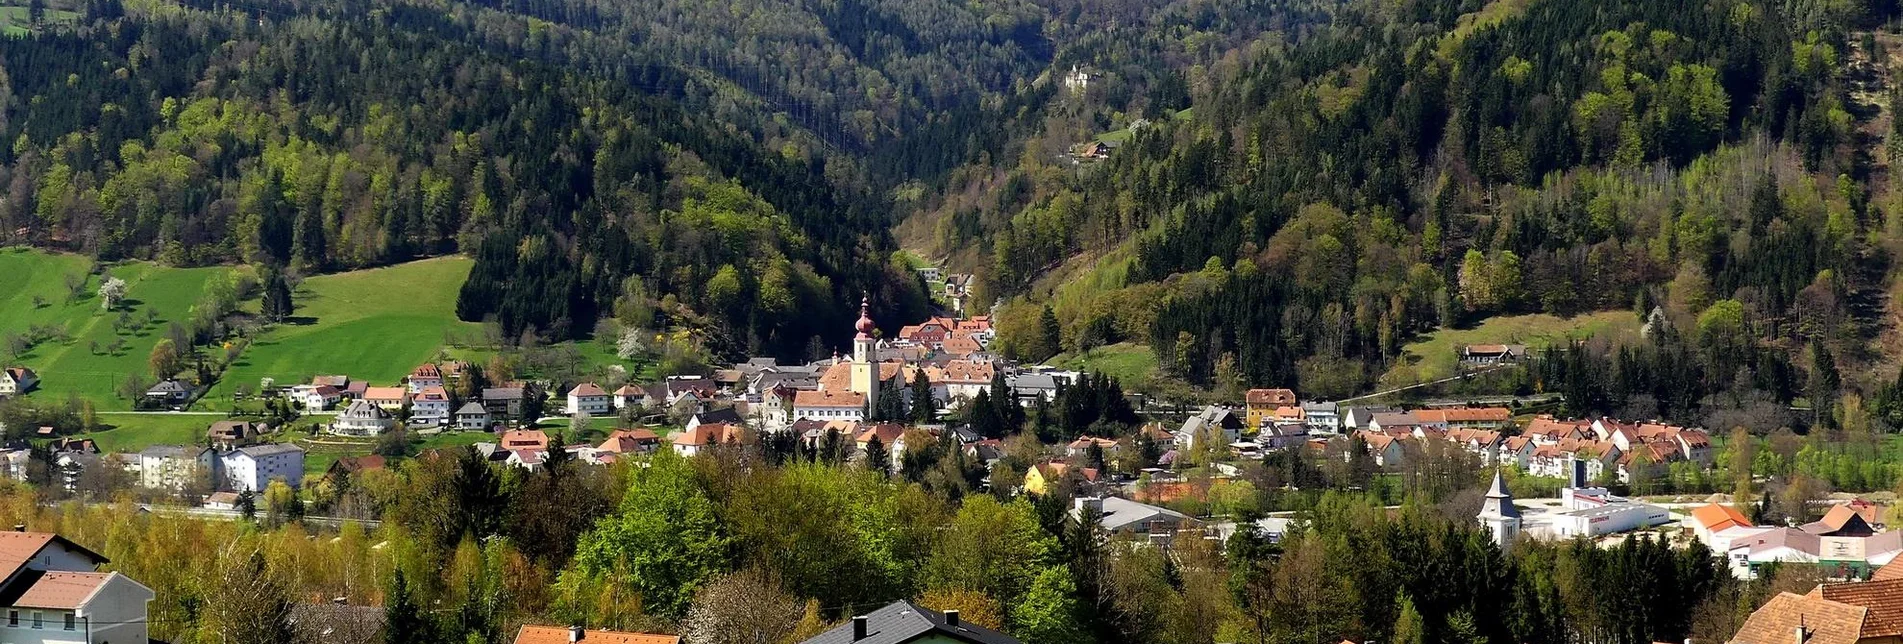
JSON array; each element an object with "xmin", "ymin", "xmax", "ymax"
[
  {"xmin": 501, "ymin": 430, "xmax": 550, "ymax": 451},
  {"xmin": 1728, "ymin": 592, "xmax": 1865, "ymax": 644},
  {"xmin": 672, "ymin": 423, "xmax": 752, "ymax": 447},
  {"xmin": 13, "ymin": 571, "xmax": 113, "ymax": 609},
  {"xmin": 1814, "ymin": 579, "xmax": 1903, "ymax": 637},
  {"xmin": 794, "ymin": 389, "xmax": 866, "ymax": 408},
  {"xmin": 513, "ymin": 625, "xmax": 678, "ymax": 644},
  {"xmin": 1245, "ymin": 389, "xmax": 1296, "ymax": 406},
  {"xmin": 1691, "ymin": 503, "xmax": 1752, "ymax": 532},
  {"xmin": 599, "ymin": 429, "xmax": 661, "ymax": 453},
  {"xmin": 0, "ymin": 532, "xmax": 105, "ymax": 582},
  {"xmin": 569, "ymin": 383, "xmax": 609, "ymax": 397}
]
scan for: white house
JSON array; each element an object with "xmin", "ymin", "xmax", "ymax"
[
  {"xmin": 407, "ymin": 363, "xmax": 444, "ymax": 394},
  {"xmin": 0, "ymin": 531, "xmax": 155, "ymax": 644},
  {"xmin": 791, "ymin": 390, "xmax": 865, "ymax": 422},
  {"xmin": 217, "ymin": 444, "xmax": 305, "ymax": 492},
  {"xmin": 363, "ymin": 386, "xmax": 409, "ymax": 413},
  {"xmin": 409, "ymin": 386, "xmax": 453, "ymax": 425},
  {"xmin": 295, "ymin": 385, "xmax": 341, "ymax": 411},
  {"xmin": 0, "ymin": 367, "xmax": 38, "ymax": 396},
  {"xmin": 331, "ymin": 399, "xmax": 396, "ymax": 436},
  {"xmin": 611, "ymin": 384, "xmax": 649, "ymax": 411},
  {"xmin": 567, "ymin": 383, "xmax": 612, "ymax": 416},
  {"xmin": 454, "ymin": 402, "xmax": 491, "ymax": 430}
]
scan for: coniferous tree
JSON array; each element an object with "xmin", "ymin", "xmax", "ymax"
[{"xmin": 911, "ymin": 370, "xmax": 937, "ymax": 423}]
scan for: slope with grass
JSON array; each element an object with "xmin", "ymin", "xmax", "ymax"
[
  {"xmin": 0, "ymin": 247, "xmax": 235, "ymax": 409},
  {"xmin": 1379, "ymin": 311, "xmax": 1643, "ymax": 388},
  {"xmin": 205, "ymin": 257, "xmax": 482, "ymax": 403}
]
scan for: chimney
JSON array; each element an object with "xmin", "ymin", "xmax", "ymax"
[
  {"xmin": 852, "ymin": 616, "xmax": 869, "ymax": 640},
  {"xmin": 944, "ymin": 610, "xmax": 960, "ymax": 628},
  {"xmin": 569, "ymin": 625, "xmax": 584, "ymax": 642},
  {"xmin": 1795, "ymin": 622, "xmax": 1809, "ymax": 644},
  {"xmin": 10, "ymin": 525, "xmax": 22, "ymax": 532}
]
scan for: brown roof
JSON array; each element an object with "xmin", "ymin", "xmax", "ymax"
[
  {"xmin": 1524, "ymin": 416, "xmax": 1592, "ymax": 439},
  {"xmin": 940, "ymin": 333, "xmax": 984, "ymax": 356},
  {"xmin": 513, "ymin": 625, "xmax": 678, "ymax": 644},
  {"xmin": 1729, "ymin": 592, "xmax": 1866, "ymax": 644},
  {"xmin": 672, "ymin": 423, "xmax": 752, "ymax": 447},
  {"xmin": 501, "ymin": 430, "xmax": 550, "ymax": 451},
  {"xmin": 930, "ymin": 360, "xmax": 996, "ymax": 383},
  {"xmin": 411, "ymin": 364, "xmax": 442, "ymax": 379},
  {"xmin": 1814, "ymin": 579, "xmax": 1903, "ymax": 637},
  {"xmin": 794, "ymin": 389, "xmax": 866, "ymax": 409},
  {"xmin": 818, "ymin": 361, "xmax": 917, "ymax": 392},
  {"xmin": 1415, "ymin": 407, "xmax": 1512, "ymax": 423},
  {"xmin": 599, "ymin": 429, "xmax": 661, "ymax": 453},
  {"xmin": 856, "ymin": 423, "xmax": 905, "ymax": 445},
  {"xmin": 1245, "ymin": 388, "xmax": 1296, "ymax": 406},
  {"xmin": 0, "ymin": 532, "xmax": 105, "ymax": 582},
  {"xmin": 12, "ymin": 571, "xmax": 114, "ymax": 609},
  {"xmin": 568, "ymin": 383, "xmax": 609, "ymax": 397}
]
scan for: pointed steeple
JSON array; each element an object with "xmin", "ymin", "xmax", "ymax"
[{"xmin": 1479, "ymin": 469, "xmax": 1520, "ymax": 519}]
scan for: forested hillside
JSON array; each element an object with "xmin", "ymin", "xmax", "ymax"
[{"xmin": 918, "ymin": 0, "xmax": 1903, "ymax": 427}]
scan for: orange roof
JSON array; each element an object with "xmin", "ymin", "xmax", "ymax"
[
  {"xmin": 1875, "ymin": 557, "xmax": 1903, "ymax": 581},
  {"xmin": 1272, "ymin": 406, "xmax": 1304, "ymax": 418},
  {"xmin": 1814, "ymin": 579, "xmax": 1903, "ymax": 637},
  {"xmin": 1691, "ymin": 503, "xmax": 1752, "ymax": 532},
  {"xmin": 930, "ymin": 359, "xmax": 996, "ymax": 383},
  {"xmin": 1524, "ymin": 416, "xmax": 1592, "ymax": 438},
  {"xmin": 501, "ymin": 430, "xmax": 550, "ymax": 450},
  {"xmin": 818, "ymin": 361, "xmax": 917, "ymax": 392},
  {"xmin": 856, "ymin": 423, "xmax": 905, "ymax": 445},
  {"xmin": 598, "ymin": 429, "xmax": 660, "ymax": 453},
  {"xmin": 1415, "ymin": 407, "xmax": 1512, "ymax": 423},
  {"xmin": 513, "ymin": 625, "xmax": 679, "ymax": 644},
  {"xmin": 794, "ymin": 389, "xmax": 866, "ymax": 409},
  {"xmin": 1245, "ymin": 389, "xmax": 1296, "ymax": 406},
  {"xmin": 13, "ymin": 571, "xmax": 113, "ymax": 609},
  {"xmin": 411, "ymin": 363, "xmax": 442, "ymax": 379},
  {"xmin": 672, "ymin": 423, "xmax": 752, "ymax": 447},
  {"xmin": 569, "ymin": 383, "xmax": 608, "ymax": 397},
  {"xmin": 0, "ymin": 532, "xmax": 104, "ymax": 582},
  {"xmin": 940, "ymin": 333, "xmax": 984, "ymax": 356},
  {"xmin": 1814, "ymin": 505, "xmax": 1867, "ymax": 532},
  {"xmin": 1729, "ymin": 592, "xmax": 1866, "ymax": 644},
  {"xmin": 364, "ymin": 386, "xmax": 408, "ymax": 401}
]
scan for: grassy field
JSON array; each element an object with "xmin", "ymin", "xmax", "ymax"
[
  {"xmin": 0, "ymin": 5, "xmax": 82, "ymax": 36},
  {"xmin": 0, "ymin": 248, "xmax": 235, "ymax": 410},
  {"xmin": 76, "ymin": 413, "xmax": 222, "ymax": 453},
  {"xmin": 1380, "ymin": 310, "xmax": 1643, "ymax": 387},
  {"xmin": 205, "ymin": 257, "xmax": 482, "ymax": 402},
  {"xmin": 1051, "ymin": 342, "xmax": 1158, "ymax": 385}
]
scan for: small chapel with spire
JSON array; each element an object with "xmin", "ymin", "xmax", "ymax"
[{"xmin": 1477, "ymin": 469, "xmax": 1522, "ymax": 550}]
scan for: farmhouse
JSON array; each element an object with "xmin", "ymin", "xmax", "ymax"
[{"xmin": 0, "ymin": 367, "xmax": 38, "ymax": 396}]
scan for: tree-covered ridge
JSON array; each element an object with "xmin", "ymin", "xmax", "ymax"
[
  {"xmin": 955, "ymin": 0, "xmax": 1895, "ymax": 409},
  {"xmin": 0, "ymin": 0, "xmax": 932, "ymax": 358}
]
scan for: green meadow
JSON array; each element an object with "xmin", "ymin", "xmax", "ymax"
[{"xmin": 0, "ymin": 247, "xmax": 235, "ymax": 410}]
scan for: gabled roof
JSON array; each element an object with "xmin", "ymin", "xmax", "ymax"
[
  {"xmin": 691, "ymin": 407, "xmax": 742, "ymax": 426},
  {"xmin": 364, "ymin": 386, "xmax": 408, "ymax": 401},
  {"xmin": 1244, "ymin": 388, "xmax": 1296, "ymax": 405},
  {"xmin": 598, "ymin": 429, "xmax": 661, "ymax": 453},
  {"xmin": 513, "ymin": 625, "xmax": 678, "ymax": 644},
  {"xmin": 482, "ymin": 387, "xmax": 524, "ymax": 401},
  {"xmin": 410, "ymin": 363, "xmax": 443, "ymax": 379},
  {"xmin": 0, "ymin": 532, "xmax": 107, "ymax": 584},
  {"xmin": 1813, "ymin": 579, "xmax": 1903, "ymax": 637},
  {"xmin": 501, "ymin": 430, "xmax": 550, "ymax": 450},
  {"xmin": 1690, "ymin": 503, "xmax": 1752, "ymax": 532},
  {"xmin": 802, "ymin": 599, "xmax": 1019, "ymax": 644},
  {"xmin": 856, "ymin": 423, "xmax": 906, "ymax": 445},
  {"xmin": 341, "ymin": 399, "xmax": 394, "ymax": 419},
  {"xmin": 1414, "ymin": 407, "xmax": 1512, "ymax": 423},
  {"xmin": 672, "ymin": 423, "xmax": 752, "ymax": 447},
  {"xmin": 794, "ymin": 389, "xmax": 866, "ymax": 409},
  {"xmin": 568, "ymin": 383, "xmax": 609, "ymax": 398},
  {"xmin": 456, "ymin": 402, "xmax": 488, "ymax": 415},
  {"xmin": 7, "ymin": 571, "xmax": 115, "ymax": 609},
  {"xmin": 1729, "ymin": 592, "xmax": 1866, "ymax": 644}
]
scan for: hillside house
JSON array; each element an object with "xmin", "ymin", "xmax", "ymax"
[
  {"xmin": 407, "ymin": 363, "xmax": 444, "ymax": 393},
  {"xmin": 363, "ymin": 386, "xmax": 409, "ymax": 413},
  {"xmin": 1459, "ymin": 344, "xmax": 1526, "ymax": 365},
  {"xmin": 214, "ymin": 443, "xmax": 305, "ymax": 491},
  {"xmin": 597, "ymin": 429, "xmax": 661, "ymax": 456},
  {"xmin": 482, "ymin": 387, "xmax": 525, "ymax": 419},
  {"xmin": 611, "ymin": 384, "xmax": 649, "ymax": 411},
  {"xmin": 672, "ymin": 423, "xmax": 753, "ymax": 457},
  {"xmin": 1178, "ymin": 406, "xmax": 1244, "ymax": 454},
  {"xmin": 454, "ymin": 402, "xmax": 491, "ymax": 430},
  {"xmin": 0, "ymin": 367, "xmax": 38, "ymax": 396},
  {"xmin": 409, "ymin": 386, "xmax": 453, "ymax": 425},
  {"xmin": 206, "ymin": 420, "xmax": 266, "ymax": 449},
  {"xmin": 143, "ymin": 380, "xmax": 193, "ymax": 407},
  {"xmin": 331, "ymin": 399, "xmax": 396, "ymax": 437},
  {"xmin": 1244, "ymin": 389, "xmax": 1297, "ymax": 429},
  {"xmin": 799, "ymin": 599, "xmax": 1018, "ymax": 644},
  {"xmin": 513, "ymin": 625, "xmax": 679, "ymax": 644}
]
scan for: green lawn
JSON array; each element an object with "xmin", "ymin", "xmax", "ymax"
[
  {"xmin": 1050, "ymin": 342, "xmax": 1158, "ymax": 385},
  {"xmin": 206, "ymin": 257, "xmax": 482, "ymax": 401},
  {"xmin": 1380, "ymin": 310, "xmax": 1643, "ymax": 387},
  {"xmin": 0, "ymin": 248, "xmax": 235, "ymax": 409},
  {"xmin": 0, "ymin": 5, "xmax": 81, "ymax": 36},
  {"xmin": 75, "ymin": 413, "xmax": 221, "ymax": 453}
]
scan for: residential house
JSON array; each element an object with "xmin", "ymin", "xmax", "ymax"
[
  {"xmin": 0, "ymin": 367, "xmax": 39, "ymax": 396},
  {"xmin": 1179, "ymin": 406, "xmax": 1244, "ymax": 455},
  {"xmin": 1065, "ymin": 436, "xmax": 1120, "ymax": 459},
  {"xmin": 1414, "ymin": 407, "xmax": 1513, "ymax": 430},
  {"xmin": 567, "ymin": 383, "xmax": 613, "ymax": 416},
  {"xmin": 1302, "ymin": 402, "xmax": 1340, "ymax": 433},
  {"xmin": 482, "ymin": 387, "xmax": 525, "ymax": 419},
  {"xmin": 1459, "ymin": 344, "xmax": 1527, "ymax": 365},
  {"xmin": 1025, "ymin": 461, "xmax": 1101, "ymax": 496},
  {"xmin": 856, "ymin": 423, "xmax": 907, "ymax": 470},
  {"xmin": 672, "ymin": 423, "xmax": 753, "ymax": 457},
  {"xmin": 939, "ymin": 332, "xmax": 986, "ymax": 358},
  {"xmin": 331, "ymin": 399, "xmax": 396, "ymax": 436},
  {"xmin": 685, "ymin": 408, "xmax": 742, "ymax": 433},
  {"xmin": 135, "ymin": 445, "xmax": 208, "ymax": 491},
  {"xmin": 513, "ymin": 624, "xmax": 679, "ymax": 644},
  {"xmin": 611, "ymin": 384, "xmax": 650, "ymax": 411},
  {"xmin": 1260, "ymin": 423, "xmax": 1311, "ymax": 450},
  {"xmin": 408, "ymin": 386, "xmax": 454, "ymax": 425},
  {"xmin": 1355, "ymin": 432, "xmax": 1407, "ymax": 467},
  {"xmin": 363, "ymin": 386, "xmax": 409, "ymax": 413},
  {"xmin": 206, "ymin": 420, "xmax": 265, "ymax": 449},
  {"xmin": 929, "ymin": 360, "xmax": 995, "ymax": 406},
  {"xmin": 1244, "ymin": 389, "xmax": 1297, "ymax": 429},
  {"xmin": 662, "ymin": 376, "xmax": 718, "ymax": 407},
  {"xmin": 340, "ymin": 380, "xmax": 368, "ymax": 401},
  {"xmin": 1690, "ymin": 503, "xmax": 1773, "ymax": 562},
  {"xmin": 799, "ymin": 599, "xmax": 1019, "ymax": 644},
  {"xmin": 407, "ymin": 363, "xmax": 444, "ymax": 394},
  {"xmin": 1339, "ymin": 406, "xmax": 1400, "ymax": 432},
  {"xmin": 1442, "ymin": 428, "xmax": 1505, "ymax": 464},
  {"xmin": 1269, "ymin": 406, "xmax": 1306, "ymax": 427},
  {"xmin": 1367, "ymin": 412, "xmax": 1427, "ymax": 436},
  {"xmin": 792, "ymin": 390, "xmax": 866, "ymax": 422},
  {"xmin": 1140, "ymin": 424, "xmax": 1178, "ymax": 452},
  {"xmin": 598, "ymin": 429, "xmax": 662, "ymax": 456},
  {"xmin": 143, "ymin": 380, "xmax": 193, "ymax": 407},
  {"xmin": 899, "ymin": 320, "xmax": 953, "ymax": 348},
  {"xmin": 216, "ymin": 443, "xmax": 305, "ymax": 491},
  {"xmin": 0, "ymin": 531, "xmax": 156, "ymax": 644},
  {"xmin": 1523, "ymin": 416, "xmax": 1596, "ymax": 445},
  {"xmin": 0, "ymin": 448, "xmax": 28, "ymax": 482},
  {"xmin": 324, "ymin": 455, "xmax": 386, "ymax": 483},
  {"xmin": 500, "ymin": 430, "xmax": 550, "ymax": 454},
  {"xmin": 454, "ymin": 402, "xmax": 491, "ymax": 430}
]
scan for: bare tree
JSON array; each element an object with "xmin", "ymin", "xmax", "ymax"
[{"xmin": 680, "ymin": 567, "xmax": 801, "ymax": 644}]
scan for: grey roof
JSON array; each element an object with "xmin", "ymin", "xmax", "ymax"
[
  {"xmin": 235, "ymin": 443, "xmax": 306, "ymax": 458},
  {"xmin": 1011, "ymin": 374, "xmax": 1061, "ymax": 391},
  {"xmin": 456, "ymin": 402, "xmax": 488, "ymax": 415},
  {"xmin": 1085, "ymin": 496, "xmax": 1196, "ymax": 533},
  {"xmin": 139, "ymin": 445, "xmax": 199, "ymax": 459},
  {"xmin": 341, "ymin": 399, "xmax": 393, "ymax": 419},
  {"xmin": 482, "ymin": 387, "xmax": 524, "ymax": 401},
  {"xmin": 803, "ymin": 599, "xmax": 1019, "ymax": 644},
  {"xmin": 147, "ymin": 380, "xmax": 192, "ymax": 393},
  {"xmin": 1301, "ymin": 401, "xmax": 1338, "ymax": 413},
  {"xmin": 1478, "ymin": 470, "xmax": 1520, "ymax": 519}
]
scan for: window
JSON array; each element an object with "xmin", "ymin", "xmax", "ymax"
[
  {"xmin": 8, "ymin": 609, "xmax": 16, "ymax": 626},
  {"xmin": 63, "ymin": 613, "xmax": 73, "ymax": 630},
  {"xmin": 32, "ymin": 611, "xmax": 41, "ymax": 629}
]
